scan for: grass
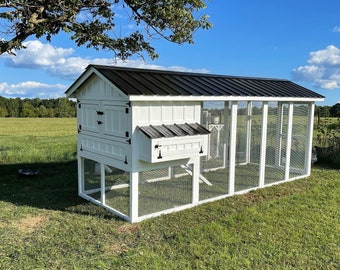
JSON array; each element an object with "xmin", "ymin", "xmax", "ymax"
[
  {"xmin": 0, "ymin": 118, "xmax": 77, "ymax": 164},
  {"xmin": 0, "ymin": 118, "xmax": 339, "ymax": 269}
]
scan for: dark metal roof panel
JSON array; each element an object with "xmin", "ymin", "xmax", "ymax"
[
  {"xmin": 89, "ymin": 65, "xmax": 325, "ymax": 99},
  {"xmin": 139, "ymin": 123, "xmax": 210, "ymax": 139}
]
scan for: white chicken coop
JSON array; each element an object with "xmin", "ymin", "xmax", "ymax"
[{"xmin": 65, "ymin": 65, "xmax": 324, "ymax": 222}]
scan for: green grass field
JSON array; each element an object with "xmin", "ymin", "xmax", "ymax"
[{"xmin": 0, "ymin": 118, "xmax": 339, "ymax": 269}]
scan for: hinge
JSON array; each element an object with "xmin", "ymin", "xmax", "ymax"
[
  {"xmin": 126, "ymin": 101, "xmax": 131, "ymax": 107},
  {"xmin": 124, "ymin": 156, "xmax": 128, "ymax": 164},
  {"xmin": 126, "ymin": 138, "xmax": 131, "ymax": 144},
  {"xmin": 78, "ymin": 103, "xmax": 81, "ymax": 109},
  {"xmin": 97, "ymin": 120, "xmax": 103, "ymax": 125},
  {"xmin": 80, "ymin": 144, "xmax": 83, "ymax": 151},
  {"xmin": 96, "ymin": 111, "xmax": 104, "ymax": 115},
  {"xmin": 125, "ymin": 131, "xmax": 129, "ymax": 137},
  {"xmin": 199, "ymin": 146, "xmax": 204, "ymax": 154}
]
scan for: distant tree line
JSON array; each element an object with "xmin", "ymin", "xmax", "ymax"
[
  {"xmin": 0, "ymin": 96, "xmax": 76, "ymax": 117},
  {"xmin": 315, "ymin": 103, "xmax": 340, "ymax": 118}
]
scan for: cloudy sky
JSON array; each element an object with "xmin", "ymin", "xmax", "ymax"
[{"xmin": 1, "ymin": 0, "xmax": 340, "ymax": 105}]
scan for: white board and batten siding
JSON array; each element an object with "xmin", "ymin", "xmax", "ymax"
[
  {"xmin": 133, "ymin": 101, "xmax": 201, "ymax": 126},
  {"xmin": 131, "ymin": 101, "xmax": 204, "ymax": 170},
  {"xmin": 76, "ymin": 75, "xmax": 131, "ymax": 171}
]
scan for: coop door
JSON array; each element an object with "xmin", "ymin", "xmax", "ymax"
[
  {"xmin": 77, "ymin": 101, "xmax": 101, "ymax": 134},
  {"xmin": 102, "ymin": 101, "xmax": 129, "ymax": 138},
  {"xmin": 78, "ymin": 100, "xmax": 130, "ymax": 140}
]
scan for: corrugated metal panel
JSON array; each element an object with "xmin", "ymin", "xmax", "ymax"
[
  {"xmin": 89, "ymin": 65, "xmax": 325, "ymax": 99},
  {"xmin": 139, "ymin": 123, "xmax": 210, "ymax": 139}
]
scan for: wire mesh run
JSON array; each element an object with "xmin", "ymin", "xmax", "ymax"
[
  {"xmin": 104, "ymin": 166, "xmax": 130, "ymax": 216},
  {"xmin": 138, "ymin": 166, "xmax": 192, "ymax": 216},
  {"xmin": 290, "ymin": 103, "xmax": 310, "ymax": 178},
  {"xmin": 82, "ymin": 158, "xmax": 130, "ymax": 216},
  {"xmin": 83, "ymin": 158, "xmax": 101, "ymax": 202},
  {"xmin": 265, "ymin": 102, "xmax": 285, "ymax": 184}
]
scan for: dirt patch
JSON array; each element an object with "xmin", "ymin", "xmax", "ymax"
[
  {"xmin": 115, "ymin": 224, "xmax": 141, "ymax": 235},
  {"xmin": 105, "ymin": 243, "xmax": 130, "ymax": 255},
  {"xmin": 13, "ymin": 215, "xmax": 47, "ymax": 233}
]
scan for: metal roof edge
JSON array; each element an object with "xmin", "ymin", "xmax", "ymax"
[{"xmin": 128, "ymin": 95, "xmax": 325, "ymax": 102}]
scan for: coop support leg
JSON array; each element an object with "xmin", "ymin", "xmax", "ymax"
[
  {"xmin": 100, "ymin": 163, "xmax": 106, "ymax": 205},
  {"xmin": 192, "ymin": 159, "xmax": 199, "ymax": 204},
  {"xmin": 130, "ymin": 171, "xmax": 139, "ymax": 222},
  {"xmin": 78, "ymin": 157, "xmax": 84, "ymax": 195}
]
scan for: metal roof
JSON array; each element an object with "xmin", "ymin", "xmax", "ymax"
[
  {"xmin": 84, "ymin": 65, "xmax": 324, "ymax": 99},
  {"xmin": 139, "ymin": 123, "xmax": 210, "ymax": 139}
]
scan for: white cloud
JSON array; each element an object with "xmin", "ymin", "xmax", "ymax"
[
  {"xmin": 6, "ymin": 40, "xmax": 74, "ymax": 68},
  {"xmin": 2, "ymin": 40, "xmax": 209, "ymax": 81},
  {"xmin": 308, "ymin": 45, "xmax": 340, "ymax": 66},
  {"xmin": 292, "ymin": 45, "xmax": 340, "ymax": 89},
  {"xmin": 0, "ymin": 81, "xmax": 67, "ymax": 98},
  {"xmin": 333, "ymin": 26, "xmax": 340, "ymax": 32}
]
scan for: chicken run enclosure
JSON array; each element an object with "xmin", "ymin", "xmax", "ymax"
[{"xmin": 66, "ymin": 65, "xmax": 324, "ymax": 222}]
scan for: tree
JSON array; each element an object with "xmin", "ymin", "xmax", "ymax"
[
  {"xmin": 329, "ymin": 103, "xmax": 340, "ymax": 118},
  {"xmin": 21, "ymin": 101, "xmax": 36, "ymax": 117},
  {"xmin": 0, "ymin": 1, "xmax": 211, "ymax": 59}
]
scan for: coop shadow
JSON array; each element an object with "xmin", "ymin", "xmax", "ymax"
[{"xmin": 0, "ymin": 161, "xmax": 119, "ymax": 220}]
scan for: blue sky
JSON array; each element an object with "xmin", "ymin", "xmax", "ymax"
[{"xmin": 1, "ymin": 0, "xmax": 340, "ymax": 105}]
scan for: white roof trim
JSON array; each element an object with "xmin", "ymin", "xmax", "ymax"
[
  {"xmin": 128, "ymin": 95, "xmax": 324, "ymax": 102},
  {"xmin": 65, "ymin": 66, "xmax": 128, "ymax": 99}
]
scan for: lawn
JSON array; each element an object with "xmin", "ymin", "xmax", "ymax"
[{"xmin": 0, "ymin": 118, "xmax": 339, "ymax": 269}]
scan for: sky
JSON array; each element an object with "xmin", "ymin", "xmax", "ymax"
[{"xmin": 1, "ymin": 0, "xmax": 340, "ymax": 105}]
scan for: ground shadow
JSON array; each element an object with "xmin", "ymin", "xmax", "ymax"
[{"xmin": 0, "ymin": 161, "xmax": 118, "ymax": 219}]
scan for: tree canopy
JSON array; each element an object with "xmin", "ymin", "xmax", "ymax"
[{"xmin": 0, "ymin": 0, "xmax": 211, "ymax": 58}]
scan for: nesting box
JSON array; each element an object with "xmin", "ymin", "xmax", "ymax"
[{"xmin": 66, "ymin": 65, "xmax": 324, "ymax": 223}]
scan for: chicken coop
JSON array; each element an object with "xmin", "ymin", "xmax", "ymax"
[{"xmin": 65, "ymin": 65, "xmax": 324, "ymax": 223}]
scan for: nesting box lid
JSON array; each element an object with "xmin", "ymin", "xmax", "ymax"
[{"xmin": 138, "ymin": 123, "xmax": 210, "ymax": 139}]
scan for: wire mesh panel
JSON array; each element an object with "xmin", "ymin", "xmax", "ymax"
[
  {"xmin": 265, "ymin": 102, "xmax": 285, "ymax": 184},
  {"xmin": 104, "ymin": 166, "xmax": 130, "ymax": 216},
  {"xmin": 250, "ymin": 102, "xmax": 263, "ymax": 164},
  {"xmin": 235, "ymin": 102, "xmax": 261, "ymax": 192},
  {"xmin": 289, "ymin": 104, "xmax": 310, "ymax": 178},
  {"xmin": 236, "ymin": 102, "xmax": 248, "ymax": 164},
  {"xmin": 83, "ymin": 158, "xmax": 101, "ymax": 202},
  {"xmin": 138, "ymin": 166, "xmax": 192, "ymax": 216},
  {"xmin": 202, "ymin": 101, "xmax": 226, "ymax": 170},
  {"xmin": 200, "ymin": 166, "xmax": 229, "ymax": 201},
  {"xmin": 200, "ymin": 101, "xmax": 229, "ymax": 201}
]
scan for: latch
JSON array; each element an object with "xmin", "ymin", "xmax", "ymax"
[
  {"xmin": 97, "ymin": 120, "xmax": 103, "ymax": 125},
  {"xmin": 96, "ymin": 111, "xmax": 104, "ymax": 115},
  {"xmin": 157, "ymin": 150, "xmax": 163, "ymax": 159}
]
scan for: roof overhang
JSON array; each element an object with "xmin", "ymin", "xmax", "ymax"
[
  {"xmin": 65, "ymin": 65, "xmax": 128, "ymax": 99},
  {"xmin": 128, "ymin": 95, "xmax": 324, "ymax": 103}
]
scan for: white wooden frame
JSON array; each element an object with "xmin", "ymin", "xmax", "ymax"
[{"xmin": 76, "ymin": 100, "xmax": 316, "ymax": 223}]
